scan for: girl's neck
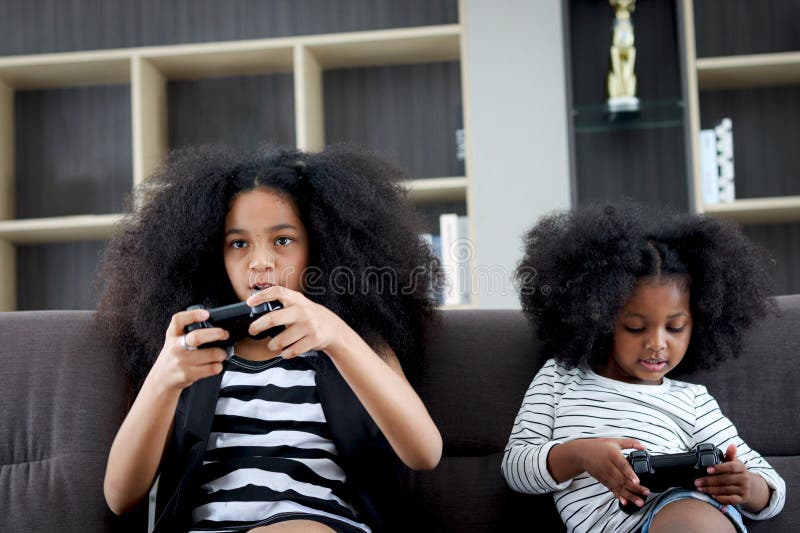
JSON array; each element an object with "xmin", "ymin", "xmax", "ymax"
[
  {"xmin": 591, "ymin": 359, "xmax": 666, "ymax": 386},
  {"xmin": 232, "ymin": 337, "xmax": 282, "ymax": 361}
]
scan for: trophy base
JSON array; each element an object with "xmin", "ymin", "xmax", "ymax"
[{"xmin": 607, "ymin": 96, "xmax": 640, "ymax": 113}]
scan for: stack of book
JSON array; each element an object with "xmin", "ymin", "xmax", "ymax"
[
  {"xmin": 420, "ymin": 213, "xmax": 472, "ymax": 306},
  {"xmin": 699, "ymin": 117, "xmax": 735, "ymax": 205}
]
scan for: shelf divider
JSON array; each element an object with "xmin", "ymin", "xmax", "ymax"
[
  {"xmin": 697, "ymin": 51, "xmax": 800, "ymax": 90},
  {"xmin": 305, "ymin": 25, "xmax": 460, "ymax": 69},
  {"xmin": 702, "ymin": 196, "xmax": 800, "ymax": 224},
  {"xmin": 294, "ymin": 45, "xmax": 324, "ymax": 152},
  {"xmin": 132, "ymin": 57, "xmax": 168, "ymax": 187},
  {"xmin": 0, "ymin": 79, "xmax": 13, "ymax": 220},
  {"xmin": 0, "ymin": 214, "xmax": 123, "ymax": 243},
  {"xmin": 0, "ymin": 51, "xmax": 130, "ymax": 89},
  {"xmin": 402, "ymin": 177, "xmax": 467, "ymax": 204},
  {"xmin": 0, "ymin": 239, "xmax": 14, "ymax": 311}
]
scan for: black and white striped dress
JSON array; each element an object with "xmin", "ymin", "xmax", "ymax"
[
  {"xmin": 189, "ymin": 353, "xmax": 370, "ymax": 533},
  {"xmin": 502, "ymin": 359, "xmax": 786, "ymax": 533}
]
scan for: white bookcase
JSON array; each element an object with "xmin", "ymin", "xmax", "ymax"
[
  {"xmin": 0, "ymin": 23, "xmax": 471, "ymax": 311},
  {"xmin": 681, "ymin": 0, "xmax": 800, "ymax": 224}
]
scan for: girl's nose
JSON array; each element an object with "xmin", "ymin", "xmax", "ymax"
[
  {"xmin": 646, "ymin": 330, "xmax": 667, "ymax": 353},
  {"xmin": 248, "ymin": 245, "xmax": 275, "ymax": 270}
]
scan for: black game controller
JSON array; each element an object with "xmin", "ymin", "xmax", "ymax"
[
  {"xmin": 619, "ymin": 443, "xmax": 724, "ymax": 513},
  {"xmin": 184, "ymin": 300, "xmax": 285, "ymax": 349}
]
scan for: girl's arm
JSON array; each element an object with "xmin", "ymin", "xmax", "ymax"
[
  {"xmin": 103, "ymin": 308, "xmax": 230, "ymax": 515},
  {"xmin": 247, "ymin": 287, "xmax": 442, "ymax": 471},
  {"xmin": 692, "ymin": 387, "xmax": 786, "ymax": 519},
  {"xmin": 502, "ymin": 360, "xmax": 647, "ymax": 508},
  {"xmin": 502, "ymin": 359, "xmax": 566, "ymax": 494},
  {"xmin": 321, "ymin": 326, "xmax": 442, "ymax": 470}
]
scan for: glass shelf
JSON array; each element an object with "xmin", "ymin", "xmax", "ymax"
[{"xmin": 572, "ymin": 99, "xmax": 684, "ymax": 133}]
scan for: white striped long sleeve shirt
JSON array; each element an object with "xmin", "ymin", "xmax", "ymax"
[{"xmin": 502, "ymin": 359, "xmax": 786, "ymax": 533}]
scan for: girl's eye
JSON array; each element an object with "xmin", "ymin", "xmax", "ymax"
[
  {"xmin": 668, "ymin": 326, "xmax": 686, "ymax": 333},
  {"xmin": 275, "ymin": 236, "xmax": 293, "ymax": 246},
  {"xmin": 230, "ymin": 240, "xmax": 248, "ymax": 249},
  {"xmin": 624, "ymin": 326, "xmax": 645, "ymax": 333}
]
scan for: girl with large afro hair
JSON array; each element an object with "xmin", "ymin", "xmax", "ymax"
[
  {"xmin": 503, "ymin": 202, "xmax": 785, "ymax": 531},
  {"xmin": 96, "ymin": 144, "xmax": 444, "ymax": 530},
  {"xmin": 515, "ymin": 201, "xmax": 774, "ymax": 373},
  {"xmin": 97, "ymin": 144, "xmax": 442, "ymax": 388}
]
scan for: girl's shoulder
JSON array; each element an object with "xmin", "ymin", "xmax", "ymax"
[
  {"xmin": 533, "ymin": 358, "xmax": 594, "ymax": 389},
  {"xmin": 663, "ymin": 375, "xmax": 709, "ymax": 395}
]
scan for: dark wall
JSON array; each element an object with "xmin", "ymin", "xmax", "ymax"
[{"xmin": 693, "ymin": 0, "xmax": 800, "ymax": 57}]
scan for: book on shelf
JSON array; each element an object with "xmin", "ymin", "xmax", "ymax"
[
  {"xmin": 698, "ymin": 117, "xmax": 735, "ymax": 205},
  {"xmin": 438, "ymin": 213, "xmax": 472, "ymax": 307},
  {"xmin": 419, "ymin": 232, "xmax": 443, "ymax": 305},
  {"xmin": 699, "ymin": 129, "xmax": 719, "ymax": 205},
  {"xmin": 715, "ymin": 118, "xmax": 735, "ymax": 203}
]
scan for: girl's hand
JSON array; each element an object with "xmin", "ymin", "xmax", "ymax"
[
  {"xmin": 246, "ymin": 286, "xmax": 345, "ymax": 358},
  {"xmin": 576, "ymin": 438, "xmax": 650, "ymax": 508},
  {"xmin": 148, "ymin": 308, "xmax": 229, "ymax": 392},
  {"xmin": 695, "ymin": 444, "xmax": 769, "ymax": 512}
]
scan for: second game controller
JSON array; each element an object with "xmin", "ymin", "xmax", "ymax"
[{"xmin": 619, "ymin": 443, "xmax": 724, "ymax": 513}]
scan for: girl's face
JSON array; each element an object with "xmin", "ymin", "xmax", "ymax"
[
  {"xmin": 599, "ymin": 278, "xmax": 692, "ymax": 385},
  {"xmin": 223, "ymin": 188, "xmax": 309, "ymax": 301}
]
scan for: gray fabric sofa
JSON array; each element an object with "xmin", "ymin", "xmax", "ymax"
[{"xmin": 1, "ymin": 295, "xmax": 797, "ymax": 532}]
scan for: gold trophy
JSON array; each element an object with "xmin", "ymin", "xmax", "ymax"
[{"xmin": 607, "ymin": 0, "xmax": 639, "ymax": 112}]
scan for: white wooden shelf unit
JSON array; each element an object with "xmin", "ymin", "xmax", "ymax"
[
  {"xmin": 0, "ymin": 24, "xmax": 471, "ymax": 310},
  {"xmin": 681, "ymin": 0, "xmax": 800, "ymax": 225}
]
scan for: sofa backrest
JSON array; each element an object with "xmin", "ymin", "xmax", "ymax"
[{"xmin": 398, "ymin": 308, "xmax": 563, "ymax": 530}]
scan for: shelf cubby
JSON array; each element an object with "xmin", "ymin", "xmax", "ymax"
[{"xmin": 16, "ymin": 240, "xmax": 108, "ymax": 311}]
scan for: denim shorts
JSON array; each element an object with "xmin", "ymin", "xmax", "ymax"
[{"xmin": 640, "ymin": 488, "xmax": 747, "ymax": 533}]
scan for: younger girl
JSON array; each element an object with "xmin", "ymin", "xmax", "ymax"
[
  {"xmin": 97, "ymin": 145, "xmax": 443, "ymax": 532},
  {"xmin": 502, "ymin": 203, "xmax": 786, "ymax": 532}
]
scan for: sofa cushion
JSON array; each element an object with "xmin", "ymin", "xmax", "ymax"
[{"xmin": 0, "ymin": 311, "xmax": 144, "ymax": 533}]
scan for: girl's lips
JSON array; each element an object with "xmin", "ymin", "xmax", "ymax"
[
  {"xmin": 639, "ymin": 359, "xmax": 667, "ymax": 372},
  {"xmin": 248, "ymin": 271, "xmax": 274, "ymax": 292},
  {"xmin": 248, "ymin": 268, "xmax": 275, "ymax": 289}
]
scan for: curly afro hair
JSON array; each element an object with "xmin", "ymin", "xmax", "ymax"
[
  {"xmin": 515, "ymin": 201, "xmax": 775, "ymax": 373},
  {"xmin": 96, "ymin": 144, "xmax": 441, "ymax": 387}
]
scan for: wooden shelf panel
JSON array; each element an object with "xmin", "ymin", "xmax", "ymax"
[
  {"xmin": 402, "ymin": 176, "xmax": 467, "ymax": 204},
  {"xmin": 0, "ymin": 214, "xmax": 122, "ymax": 243},
  {"xmin": 702, "ymin": 196, "xmax": 800, "ymax": 224},
  {"xmin": 0, "ymin": 25, "xmax": 460, "ymax": 85},
  {"xmin": 143, "ymin": 45, "xmax": 294, "ymax": 79},
  {"xmin": 305, "ymin": 25, "xmax": 460, "ymax": 69},
  {"xmin": 0, "ymin": 52, "xmax": 130, "ymax": 89},
  {"xmin": 697, "ymin": 51, "xmax": 800, "ymax": 90}
]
